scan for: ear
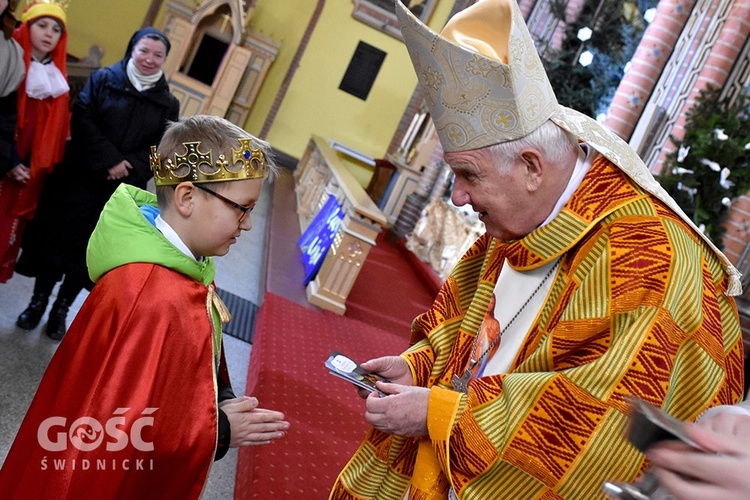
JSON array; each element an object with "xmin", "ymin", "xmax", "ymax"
[
  {"xmin": 172, "ymin": 182, "xmax": 196, "ymax": 218},
  {"xmin": 520, "ymin": 149, "xmax": 544, "ymax": 191}
]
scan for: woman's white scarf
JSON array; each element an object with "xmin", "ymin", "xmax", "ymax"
[
  {"xmin": 0, "ymin": 37, "xmax": 25, "ymax": 98},
  {"xmin": 25, "ymin": 55, "xmax": 69, "ymax": 99},
  {"xmin": 126, "ymin": 58, "xmax": 163, "ymax": 92}
]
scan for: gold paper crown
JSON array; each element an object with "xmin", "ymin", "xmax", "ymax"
[
  {"xmin": 150, "ymin": 138, "xmax": 268, "ymax": 186},
  {"xmin": 22, "ymin": 0, "xmax": 69, "ymax": 25}
]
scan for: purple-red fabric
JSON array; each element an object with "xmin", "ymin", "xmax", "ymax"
[{"xmin": 0, "ymin": 178, "xmax": 26, "ymax": 282}]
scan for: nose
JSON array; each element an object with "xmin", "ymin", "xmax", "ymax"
[
  {"xmin": 450, "ymin": 180, "xmax": 469, "ymax": 207},
  {"xmin": 239, "ymin": 215, "xmax": 253, "ymax": 231}
]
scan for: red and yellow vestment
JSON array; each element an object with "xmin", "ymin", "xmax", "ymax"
[{"xmin": 330, "ymin": 156, "xmax": 744, "ymax": 499}]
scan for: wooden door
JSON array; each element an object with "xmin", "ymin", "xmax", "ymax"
[
  {"xmin": 162, "ymin": 16, "xmax": 193, "ymax": 80},
  {"xmin": 202, "ymin": 45, "xmax": 252, "ymax": 118}
]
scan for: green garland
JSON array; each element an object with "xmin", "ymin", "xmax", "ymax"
[
  {"xmin": 657, "ymin": 86, "xmax": 750, "ymax": 248},
  {"xmin": 542, "ymin": 0, "xmax": 656, "ymax": 118}
]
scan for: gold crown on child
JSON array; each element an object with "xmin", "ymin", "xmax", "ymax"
[
  {"xmin": 149, "ymin": 139, "xmax": 268, "ymax": 186},
  {"xmin": 22, "ymin": 0, "xmax": 70, "ymax": 25},
  {"xmin": 24, "ymin": 0, "xmax": 70, "ymax": 10}
]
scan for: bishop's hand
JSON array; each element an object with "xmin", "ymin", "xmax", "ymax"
[
  {"xmin": 356, "ymin": 356, "xmax": 414, "ymax": 399},
  {"xmin": 365, "ymin": 383, "xmax": 429, "ymax": 437}
]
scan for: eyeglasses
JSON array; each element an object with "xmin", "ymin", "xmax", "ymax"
[{"xmin": 193, "ymin": 183, "xmax": 254, "ymax": 223}]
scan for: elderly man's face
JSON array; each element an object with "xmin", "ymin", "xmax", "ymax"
[{"xmin": 445, "ymin": 147, "xmax": 546, "ymax": 241}]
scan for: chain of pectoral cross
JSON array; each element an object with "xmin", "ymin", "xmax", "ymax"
[{"xmin": 451, "ymin": 259, "xmax": 560, "ymax": 393}]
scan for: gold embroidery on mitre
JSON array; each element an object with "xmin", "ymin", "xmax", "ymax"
[
  {"xmin": 395, "ymin": 0, "xmax": 742, "ymax": 294},
  {"xmin": 150, "ymin": 138, "xmax": 268, "ymax": 186},
  {"xmin": 395, "ymin": 0, "xmax": 558, "ymax": 152}
]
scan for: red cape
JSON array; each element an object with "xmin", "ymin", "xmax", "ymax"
[
  {"xmin": 12, "ymin": 21, "xmax": 70, "ymax": 219},
  {"xmin": 0, "ymin": 263, "xmax": 222, "ymax": 498}
]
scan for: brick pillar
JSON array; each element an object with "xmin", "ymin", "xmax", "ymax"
[
  {"xmin": 387, "ymin": 88, "xmax": 427, "ymax": 155},
  {"xmin": 603, "ymin": 0, "xmax": 697, "ymax": 140},
  {"xmin": 710, "ymin": 1, "xmax": 750, "ymax": 265},
  {"xmin": 518, "ymin": 0, "xmax": 536, "ymax": 19},
  {"xmin": 665, "ymin": 0, "xmax": 750, "ymax": 150},
  {"xmin": 525, "ymin": 0, "xmax": 586, "ymax": 54},
  {"xmin": 642, "ymin": 0, "xmax": 749, "ymax": 178}
]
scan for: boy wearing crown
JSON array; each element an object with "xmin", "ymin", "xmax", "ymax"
[{"xmin": 0, "ymin": 115, "xmax": 290, "ymax": 498}]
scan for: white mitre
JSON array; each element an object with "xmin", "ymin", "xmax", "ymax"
[{"xmin": 395, "ymin": 0, "xmax": 741, "ymax": 295}]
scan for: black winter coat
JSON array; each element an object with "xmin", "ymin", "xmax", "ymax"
[
  {"xmin": 67, "ymin": 59, "xmax": 179, "ymax": 189},
  {"xmin": 0, "ymin": 90, "xmax": 19, "ymax": 178},
  {"xmin": 16, "ymin": 59, "xmax": 179, "ymax": 282}
]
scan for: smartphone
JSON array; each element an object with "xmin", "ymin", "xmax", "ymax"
[
  {"xmin": 325, "ymin": 351, "xmax": 391, "ymax": 396},
  {"xmin": 625, "ymin": 396, "xmax": 706, "ymax": 453},
  {"xmin": 602, "ymin": 396, "xmax": 708, "ymax": 499}
]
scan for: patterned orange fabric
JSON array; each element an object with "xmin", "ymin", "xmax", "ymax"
[{"xmin": 329, "ymin": 156, "xmax": 744, "ymax": 499}]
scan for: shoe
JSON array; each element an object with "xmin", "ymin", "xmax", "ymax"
[
  {"xmin": 16, "ymin": 293, "xmax": 50, "ymax": 330},
  {"xmin": 45, "ymin": 298, "xmax": 72, "ymax": 341}
]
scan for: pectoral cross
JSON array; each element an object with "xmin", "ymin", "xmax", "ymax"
[
  {"xmin": 451, "ymin": 371, "xmax": 471, "ymax": 393},
  {"xmin": 451, "ymin": 363, "xmax": 476, "ymax": 393}
]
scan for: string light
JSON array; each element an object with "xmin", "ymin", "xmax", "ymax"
[
  {"xmin": 577, "ymin": 27, "xmax": 592, "ymax": 42},
  {"xmin": 579, "ymin": 50, "xmax": 594, "ymax": 67},
  {"xmin": 672, "ymin": 167, "xmax": 694, "ymax": 175}
]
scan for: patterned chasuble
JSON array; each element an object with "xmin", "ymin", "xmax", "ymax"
[{"xmin": 329, "ymin": 156, "xmax": 744, "ymax": 500}]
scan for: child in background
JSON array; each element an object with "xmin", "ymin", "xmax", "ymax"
[
  {"xmin": 0, "ymin": 0, "xmax": 69, "ymax": 282},
  {"xmin": 14, "ymin": 26, "xmax": 180, "ymax": 340},
  {"xmin": 0, "ymin": 115, "xmax": 290, "ymax": 498}
]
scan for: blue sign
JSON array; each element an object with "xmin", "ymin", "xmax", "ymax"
[{"xmin": 298, "ymin": 196, "xmax": 345, "ymax": 285}]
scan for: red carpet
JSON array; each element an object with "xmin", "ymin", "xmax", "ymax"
[
  {"xmin": 235, "ymin": 292, "xmax": 410, "ymax": 499},
  {"xmin": 344, "ymin": 232, "xmax": 439, "ymax": 334},
  {"xmin": 235, "ymin": 170, "xmax": 442, "ymax": 498}
]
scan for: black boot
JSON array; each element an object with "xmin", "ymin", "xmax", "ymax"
[
  {"xmin": 16, "ymin": 293, "xmax": 50, "ymax": 330},
  {"xmin": 45, "ymin": 298, "xmax": 72, "ymax": 341}
]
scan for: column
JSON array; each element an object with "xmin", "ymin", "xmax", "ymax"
[
  {"xmin": 667, "ymin": 0, "xmax": 750, "ymax": 146},
  {"xmin": 603, "ymin": 0, "xmax": 697, "ymax": 140}
]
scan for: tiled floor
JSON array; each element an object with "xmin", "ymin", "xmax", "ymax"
[{"xmin": 0, "ymin": 177, "xmax": 276, "ymax": 499}]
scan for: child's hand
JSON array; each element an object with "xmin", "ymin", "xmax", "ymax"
[
  {"xmin": 8, "ymin": 163, "xmax": 30, "ymax": 184},
  {"xmin": 222, "ymin": 396, "xmax": 290, "ymax": 447}
]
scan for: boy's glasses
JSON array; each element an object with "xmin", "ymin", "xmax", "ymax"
[{"xmin": 193, "ymin": 183, "xmax": 254, "ymax": 223}]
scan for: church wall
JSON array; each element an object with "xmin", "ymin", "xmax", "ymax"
[
  {"xmin": 250, "ymin": 0, "xmax": 453, "ymax": 162},
  {"xmin": 54, "ymin": 0, "xmax": 453, "ymax": 176},
  {"xmin": 241, "ymin": 0, "xmax": 317, "ymax": 139},
  {"xmin": 64, "ymin": 0, "xmax": 153, "ymax": 66}
]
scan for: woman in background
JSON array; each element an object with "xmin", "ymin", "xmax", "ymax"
[
  {"xmin": 0, "ymin": 0, "xmax": 68, "ymax": 283},
  {"xmin": 15, "ymin": 26, "xmax": 179, "ymax": 340}
]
